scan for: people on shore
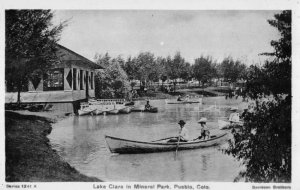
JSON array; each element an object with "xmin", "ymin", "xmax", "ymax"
[
  {"xmin": 197, "ymin": 118, "xmax": 210, "ymax": 140},
  {"xmin": 168, "ymin": 120, "xmax": 189, "ymax": 142}
]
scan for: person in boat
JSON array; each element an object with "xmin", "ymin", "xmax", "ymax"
[
  {"xmin": 177, "ymin": 95, "xmax": 183, "ymax": 101},
  {"xmin": 229, "ymin": 107, "xmax": 240, "ymax": 124},
  {"xmin": 197, "ymin": 118, "xmax": 210, "ymax": 140},
  {"xmin": 145, "ymin": 99, "xmax": 152, "ymax": 111},
  {"xmin": 168, "ymin": 120, "xmax": 189, "ymax": 142},
  {"xmin": 184, "ymin": 95, "xmax": 190, "ymax": 101}
]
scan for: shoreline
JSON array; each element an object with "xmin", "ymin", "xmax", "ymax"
[{"xmin": 5, "ymin": 111, "xmax": 102, "ymax": 182}]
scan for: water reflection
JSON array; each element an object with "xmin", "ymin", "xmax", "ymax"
[{"xmin": 49, "ymin": 97, "xmax": 244, "ymax": 181}]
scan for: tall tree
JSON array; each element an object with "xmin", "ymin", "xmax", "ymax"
[
  {"xmin": 165, "ymin": 52, "xmax": 186, "ymax": 92},
  {"xmin": 5, "ymin": 10, "xmax": 65, "ymax": 103},
  {"xmin": 225, "ymin": 10, "xmax": 291, "ymax": 182},
  {"xmin": 192, "ymin": 56, "xmax": 214, "ymax": 87},
  {"xmin": 94, "ymin": 55, "xmax": 129, "ymax": 98},
  {"xmin": 220, "ymin": 57, "xmax": 246, "ymax": 83}
]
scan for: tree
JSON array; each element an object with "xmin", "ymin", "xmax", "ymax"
[
  {"xmin": 156, "ymin": 56, "xmax": 168, "ymax": 87},
  {"xmin": 220, "ymin": 57, "xmax": 247, "ymax": 83},
  {"xmin": 135, "ymin": 52, "xmax": 156, "ymax": 87},
  {"xmin": 5, "ymin": 10, "xmax": 65, "ymax": 104},
  {"xmin": 124, "ymin": 56, "xmax": 139, "ymax": 80},
  {"xmin": 225, "ymin": 10, "xmax": 291, "ymax": 182},
  {"xmin": 165, "ymin": 52, "xmax": 186, "ymax": 92},
  {"xmin": 192, "ymin": 56, "xmax": 214, "ymax": 87},
  {"xmin": 94, "ymin": 54, "xmax": 130, "ymax": 99}
]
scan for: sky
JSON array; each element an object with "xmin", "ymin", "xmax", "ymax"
[{"xmin": 52, "ymin": 10, "xmax": 280, "ymax": 65}]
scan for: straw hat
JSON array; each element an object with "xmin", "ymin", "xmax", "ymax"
[
  {"xmin": 230, "ymin": 107, "xmax": 238, "ymax": 111},
  {"xmin": 198, "ymin": 117, "xmax": 207, "ymax": 123},
  {"xmin": 178, "ymin": 120, "xmax": 186, "ymax": 125}
]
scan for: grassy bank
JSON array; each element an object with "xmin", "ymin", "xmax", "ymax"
[{"xmin": 5, "ymin": 111, "xmax": 101, "ymax": 182}]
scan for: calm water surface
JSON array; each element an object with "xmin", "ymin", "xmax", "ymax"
[{"xmin": 48, "ymin": 97, "xmax": 245, "ymax": 181}]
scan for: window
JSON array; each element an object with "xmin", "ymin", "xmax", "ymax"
[
  {"xmin": 91, "ymin": 72, "xmax": 94, "ymax": 89},
  {"xmin": 80, "ymin": 70, "xmax": 83, "ymax": 90},
  {"xmin": 73, "ymin": 68, "xmax": 77, "ymax": 90},
  {"xmin": 43, "ymin": 68, "xmax": 64, "ymax": 91}
]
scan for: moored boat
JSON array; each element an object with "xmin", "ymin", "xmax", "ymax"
[
  {"xmin": 131, "ymin": 106, "xmax": 145, "ymax": 112},
  {"xmin": 218, "ymin": 120, "xmax": 244, "ymax": 130},
  {"xmin": 105, "ymin": 133, "xmax": 228, "ymax": 154},
  {"xmin": 119, "ymin": 106, "xmax": 132, "ymax": 114},
  {"xmin": 145, "ymin": 107, "xmax": 158, "ymax": 113},
  {"xmin": 78, "ymin": 107, "xmax": 96, "ymax": 116},
  {"xmin": 93, "ymin": 109, "xmax": 104, "ymax": 115},
  {"xmin": 107, "ymin": 109, "xmax": 119, "ymax": 115},
  {"xmin": 78, "ymin": 103, "xmax": 96, "ymax": 116},
  {"xmin": 166, "ymin": 98, "xmax": 202, "ymax": 104}
]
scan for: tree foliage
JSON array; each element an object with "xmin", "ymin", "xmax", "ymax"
[
  {"xmin": 5, "ymin": 10, "xmax": 65, "ymax": 102},
  {"xmin": 192, "ymin": 56, "xmax": 215, "ymax": 86},
  {"xmin": 225, "ymin": 10, "xmax": 291, "ymax": 182},
  {"xmin": 220, "ymin": 57, "xmax": 247, "ymax": 82},
  {"xmin": 94, "ymin": 53, "xmax": 129, "ymax": 98}
]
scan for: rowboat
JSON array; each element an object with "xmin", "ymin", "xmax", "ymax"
[
  {"xmin": 218, "ymin": 120, "xmax": 244, "ymax": 130},
  {"xmin": 145, "ymin": 107, "xmax": 158, "ymax": 113},
  {"xmin": 107, "ymin": 109, "xmax": 119, "ymax": 115},
  {"xmin": 166, "ymin": 98, "xmax": 202, "ymax": 104},
  {"xmin": 124, "ymin": 101, "xmax": 135, "ymax": 106},
  {"xmin": 78, "ymin": 107, "xmax": 96, "ymax": 116},
  {"xmin": 131, "ymin": 106, "xmax": 158, "ymax": 113},
  {"xmin": 93, "ymin": 109, "xmax": 104, "ymax": 115},
  {"xmin": 131, "ymin": 106, "xmax": 145, "ymax": 112},
  {"xmin": 78, "ymin": 103, "xmax": 96, "ymax": 116},
  {"xmin": 119, "ymin": 106, "xmax": 132, "ymax": 114},
  {"xmin": 105, "ymin": 133, "xmax": 228, "ymax": 154}
]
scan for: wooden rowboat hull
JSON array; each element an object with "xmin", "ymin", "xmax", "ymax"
[
  {"xmin": 119, "ymin": 107, "xmax": 131, "ymax": 114},
  {"xmin": 78, "ymin": 109, "xmax": 96, "ymax": 116},
  {"xmin": 107, "ymin": 109, "xmax": 119, "ymax": 114},
  {"xmin": 166, "ymin": 98, "xmax": 202, "ymax": 104},
  {"xmin": 105, "ymin": 133, "xmax": 228, "ymax": 154}
]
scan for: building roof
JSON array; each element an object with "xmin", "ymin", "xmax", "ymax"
[{"xmin": 56, "ymin": 44, "xmax": 103, "ymax": 69}]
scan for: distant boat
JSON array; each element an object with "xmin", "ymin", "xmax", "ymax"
[
  {"xmin": 218, "ymin": 120, "xmax": 244, "ymax": 130},
  {"xmin": 93, "ymin": 109, "xmax": 104, "ymax": 115},
  {"xmin": 166, "ymin": 98, "xmax": 202, "ymax": 104},
  {"xmin": 119, "ymin": 106, "xmax": 132, "ymax": 114},
  {"xmin": 145, "ymin": 107, "xmax": 158, "ymax": 113},
  {"xmin": 78, "ymin": 107, "xmax": 96, "ymax": 116},
  {"xmin": 131, "ymin": 106, "xmax": 145, "ymax": 112},
  {"xmin": 105, "ymin": 133, "xmax": 228, "ymax": 154},
  {"xmin": 131, "ymin": 106, "xmax": 158, "ymax": 113},
  {"xmin": 107, "ymin": 109, "xmax": 119, "ymax": 115},
  {"xmin": 124, "ymin": 101, "xmax": 135, "ymax": 106}
]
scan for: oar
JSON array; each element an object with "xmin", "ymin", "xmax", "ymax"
[
  {"xmin": 175, "ymin": 129, "xmax": 182, "ymax": 160},
  {"xmin": 151, "ymin": 136, "xmax": 176, "ymax": 142}
]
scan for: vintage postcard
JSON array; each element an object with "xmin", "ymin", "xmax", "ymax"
[{"xmin": 1, "ymin": 0, "xmax": 299, "ymax": 190}]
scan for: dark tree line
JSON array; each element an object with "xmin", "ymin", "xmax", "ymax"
[{"xmin": 225, "ymin": 10, "xmax": 291, "ymax": 182}]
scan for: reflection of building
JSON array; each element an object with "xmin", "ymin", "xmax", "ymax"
[{"xmin": 5, "ymin": 44, "xmax": 103, "ymax": 113}]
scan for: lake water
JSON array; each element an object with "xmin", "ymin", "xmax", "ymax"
[{"xmin": 48, "ymin": 97, "xmax": 246, "ymax": 181}]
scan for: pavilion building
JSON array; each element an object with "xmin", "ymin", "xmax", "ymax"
[{"xmin": 5, "ymin": 44, "xmax": 103, "ymax": 113}]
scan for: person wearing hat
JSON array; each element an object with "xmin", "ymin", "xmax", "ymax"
[
  {"xmin": 168, "ymin": 120, "xmax": 189, "ymax": 142},
  {"xmin": 197, "ymin": 118, "xmax": 210, "ymax": 140},
  {"xmin": 145, "ymin": 99, "xmax": 152, "ymax": 111},
  {"xmin": 177, "ymin": 95, "xmax": 183, "ymax": 101},
  {"xmin": 229, "ymin": 107, "xmax": 240, "ymax": 123}
]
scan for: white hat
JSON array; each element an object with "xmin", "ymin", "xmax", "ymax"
[
  {"xmin": 198, "ymin": 117, "xmax": 207, "ymax": 123},
  {"xmin": 230, "ymin": 107, "xmax": 238, "ymax": 111}
]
